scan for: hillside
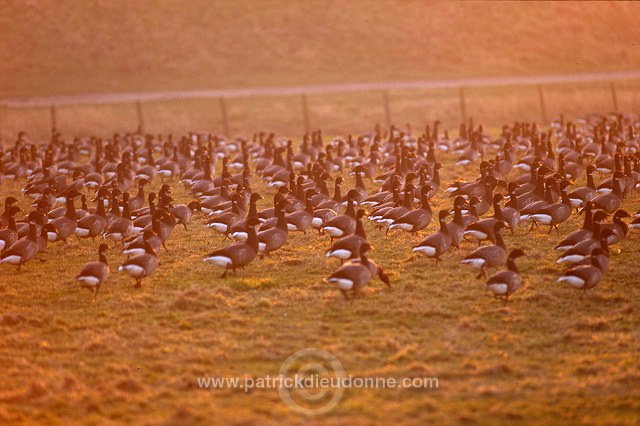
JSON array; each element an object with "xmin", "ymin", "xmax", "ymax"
[{"xmin": 2, "ymin": 1, "xmax": 640, "ymax": 98}]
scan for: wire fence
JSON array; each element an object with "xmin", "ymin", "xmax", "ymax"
[{"xmin": 1, "ymin": 72, "xmax": 639, "ymax": 141}]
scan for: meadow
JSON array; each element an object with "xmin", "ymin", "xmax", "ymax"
[{"xmin": 1, "ymin": 129, "xmax": 639, "ymax": 425}]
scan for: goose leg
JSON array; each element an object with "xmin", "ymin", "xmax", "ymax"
[
  {"xmin": 340, "ymin": 289, "xmax": 349, "ymax": 300},
  {"xmin": 221, "ymin": 266, "xmax": 229, "ymax": 279}
]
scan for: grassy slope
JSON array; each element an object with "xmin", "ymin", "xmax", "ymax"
[
  {"xmin": 1, "ymin": 144, "xmax": 639, "ymax": 425},
  {"xmin": 1, "ymin": 1, "xmax": 640, "ymax": 97}
]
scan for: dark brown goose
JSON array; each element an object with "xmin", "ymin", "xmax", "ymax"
[
  {"xmin": 484, "ymin": 249, "xmax": 526, "ymax": 301},
  {"xmin": 389, "ymin": 185, "xmax": 433, "ymax": 233},
  {"xmin": 412, "ymin": 210, "xmax": 452, "ymax": 260},
  {"xmin": 286, "ymin": 189, "xmax": 316, "ymax": 233},
  {"xmin": 170, "ymin": 201, "xmax": 201, "ymax": 231},
  {"xmin": 591, "ymin": 171, "xmax": 623, "ymax": 214},
  {"xmin": 118, "ymin": 237, "xmax": 159, "ymax": 288},
  {"xmin": 105, "ymin": 193, "xmax": 134, "ymax": 242},
  {"xmin": 0, "ymin": 205, "xmax": 21, "ymax": 251},
  {"xmin": 567, "ymin": 165, "xmax": 597, "ymax": 210},
  {"xmin": 527, "ymin": 189, "xmax": 572, "ymax": 233},
  {"xmin": 203, "ymin": 217, "xmax": 260, "ymax": 278},
  {"xmin": 0, "ymin": 196, "xmax": 20, "ymax": 227},
  {"xmin": 206, "ymin": 193, "xmax": 243, "ymax": 236},
  {"xmin": 461, "ymin": 222, "xmax": 507, "ymax": 278},
  {"xmin": 257, "ymin": 199, "xmax": 289, "ymax": 255},
  {"xmin": 75, "ymin": 193, "xmax": 108, "ymax": 241},
  {"xmin": 47, "ymin": 189, "xmax": 81, "ymax": 243},
  {"xmin": 325, "ymin": 242, "xmax": 390, "ymax": 300},
  {"xmin": 230, "ymin": 193, "xmax": 263, "ymax": 241},
  {"xmin": 554, "ymin": 202, "xmax": 597, "ymax": 251},
  {"xmin": 123, "ymin": 229, "xmax": 162, "ymax": 257},
  {"xmin": 1, "ymin": 222, "xmax": 40, "ymax": 271},
  {"xmin": 598, "ymin": 209, "xmax": 631, "ymax": 245},
  {"xmin": 76, "ymin": 243, "xmax": 109, "ymax": 302},
  {"xmin": 557, "ymin": 221, "xmax": 611, "ymax": 264},
  {"xmin": 321, "ymin": 190, "xmax": 359, "ymax": 241},
  {"xmin": 558, "ymin": 254, "xmax": 606, "ymax": 293},
  {"xmin": 326, "ymin": 209, "xmax": 368, "ymax": 261}
]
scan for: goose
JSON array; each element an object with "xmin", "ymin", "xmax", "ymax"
[
  {"xmin": 75, "ymin": 193, "xmax": 108, "ymax": 241},
  {"xmin": 286, "ymin": 189, "xmax": 316, "ymax": 234},
  {"xmin": 591, "ymin": 171, "xmax": 623, "ymax": 214},
  {"xmin": 557, "ymin": 221, "xmax": 611, "ymax": 264},
  {"xmin": 203, "ymin": 217, "xmax": 261, "ymax": 278},
  {"xmin": 315, "ymin": 176, "xmax": 344, "ymax": 212},
  {"xmin": 257, "ymin": 199, "xmax": 289, "ymax": 256},
  {"xmin": 527, "ymin": 189, "xmax": 572, "ymax": 233},
  {"xmin": 123, "ymin": 229, "xmax": 162, "ymax": 257},
  {"xmin": 484, "ymin": 249, "xmax": 526, "ymax": 301},
  {"xmin": 105, "ymin": 193, "xmax": 134, "ymax": 242},
  {"xmin": 206, "ymin": 193, "xmax": 244, "ymax": 236},
  {"xmin": 389, "ymin": 184, "xmax": 433, "ymax": 233},
  {"xmin": 0, "ymin": 222, "xmax": 41, "ymax": 271},
  {"xmin": 230, "ymin": 193, "xmax": 263, "ymax": 241},
  {"xmin": 148, "ymin": 208, "xmax": 176, "ymax": 252},
  {"xmin": 446, "ymin": 199, "xmax": 467, "ymax": 250},
  {"xmin": 326, "ymin": 209, "xmax": 368, "ymax": 261},
  {"xmin": 321, "ymin": 190, "xmax": 359, "ymax": 242},
  {"xmin": 554, "ymin": 202, "xmax": 597, "ymax": 251},
  {"xmin": 0, "ymin": 206, "xmax": 21, "ymax": 251},
  {"xmin": 557, "ymin": 254, "xmax": 607, "ymax": 294},
  {"xmin": 376, "ymin": 184, "xmax": 415, "ymax": 230},
  {"xmin": 118, "ymin": 238, "xmax": 159, "ymax": 288},
  {"xmin": 412, "ymin": 210, "xmax": 452, "ymax": 260},
  {"xmin": 598, "ymin": 210, "xmax": 631, "ymax": 245},
  {"xmin": 325, "ymin": 242, "xmax": 390, "ymax": 300},
  {"xmin": 47, "ymin": 189, "xmax": 81, "ymax": 243},
  {"xmin": 461, "ymin": 222, "xmax": 507, "ymax": 279},
  {"xmin": 567, "ymin": 165, "xmax": 597, "ymax": 210},
  {"xmin": 76, "ymin": 243, "xmax": 109, "ymax": 302},
  {"xmin": 170, "ymin": 201, "xmax": 201, "ymax": 231}
]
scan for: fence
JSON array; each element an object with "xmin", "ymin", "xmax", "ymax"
[{"xmin": 1, "ymin": 72, "xmax": 640, "ymax": 141}]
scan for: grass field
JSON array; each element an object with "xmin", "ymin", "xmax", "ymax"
[{"xmin": 1, "ymin": 140, "xmax": 640, "ymax": 424}]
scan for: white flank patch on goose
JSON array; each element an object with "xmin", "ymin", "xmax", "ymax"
[
  {"xmin": 47, "ymin": 232, "xmax": 58, "ymax": 242},
  {"xmin": 230, "ymin": 231, "xmax": 248, "ymax": 241},
  {"xmin": 486, "ymin": 283, "xmax": 508, "ymax": 295},
  {"xmin": 75, "ymin": 228, "xmax": 90, "ymax": 237},
  {"xmin": 328, "ymin": 277, "xmax": 354, "ymax": 290},
  {"xmin": 461, "ymin": 258, "xmax": 486, "ymax": 268},
  {"xmin": 311, "ymin": 218, "xmax": 323, "ymax": 228},
  {"xmin": 530, "ymin": 214, "xmax": 552, "ymax": 225},
  {"xmin": 596, "ymin": 188, "xmax": 612, "ymax": 194},
  {"xmin": 390, "ymin": 222, "xmax": 413, "ymax": 231},
  {"xmin": 77, "ymin": 276, "xmax": 100, "ymax": 287},
  {"xmin": 464, "ymin": 230, "xmax": 488, "ymax": 240},
  {"xmin": 258, "ymin": 242, "xmax": 267, "ymax": 252},
  {"xmin": 412, "ymin": 246, "xmax": 436, "ymax": 256},
  {"xmin": 558, "ymin": 275, "xmax": 585, "ymax": 288},
  {"xmin": 323, "ymin": 227, "xmax": 344, "ymax": 237},
  {"xmin": 203, "ymin": 256, "xmax": 232, "ymax": 267},
  {"xmin": 286, "ymin": 224, "xmax": 298, "ymax": 231},
  {"xmin": 1, "ymin": 255, "xmax": 22, "ymax": 265},
  {"xmin": 119, "ymin": 264, "xmax": 145, "ymax": 277},
  {"xmin": 158, "ymin": 170, "xmax": 173, "ymax": 177},
  {"xmin": 456, "ymin": 160, "xmax": 471, "ymax": 166},
  {"xmin": 123, "ymin": 248, "xmax": 145, "ymax": 256},
  {"xmin": 106, "ymin": 233, "xmax": 123, "ymax": 241},
  {"xmin": 207, "ymin": 223, "xmax": 228, "ymax": 233},
  {"xmin": 326, "ymin": 249, "xmax": 352, "ymax": 260},
  {"xmin": 557, "ymin": 254, "xmax": 585, "ymax": 264}
]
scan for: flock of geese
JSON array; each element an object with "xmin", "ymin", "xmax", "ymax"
[{"xmin": 0, "ymin": 114, "xmax": 638, "ymax": 302}]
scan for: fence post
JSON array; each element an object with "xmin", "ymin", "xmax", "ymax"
[
  {"xmin": 610, "ymin": 82, "xmax": 618, "ymax": 112},
  {"xmin": 219, "ymin": 97, "xmax": 230, "ymax": 137},
  {"xmin": 382, "ymin": 90, "xmax": 391, "ymax": 129},
  {"xmin": 537, "ymin": 86, "xmax": 547, "ymax": 124},
  {"xmin": 301, "ymin": 94, "xmax": 311, "ymax": 133},
  {"xmin": 135, "ymin": 101, "xmax": 145, "ymax": 133},
  {"xmin": 50, "ymin": 105, "xmax": 57, "ymax": 132},
  {"xmin": 458, "ymin": 88, "xmax": 467, "ymax": 125}
]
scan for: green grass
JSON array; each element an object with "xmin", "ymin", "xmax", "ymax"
[
  {"xmin": 2, "ymin": 1, "xmax": 640, "ymax": 98},
  {"xmin": 1, "ymin": 142, "xmax": 640, "ymax": 424}
]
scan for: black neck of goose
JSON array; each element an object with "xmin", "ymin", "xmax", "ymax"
[
  {"xmin": 333, "ymin": 182, "xmax": 342, "ymax": 202},
  {"xmin": 469, "ymin": 203, "xmax": 479, "ymax": 219},
  {"xmin": 354, "ymin": 216, "xmax": 366, "ymax": 238},
  {"xmin": 122, "ymin": 199, "xmax": 132, "ymax": 220},
  {"xmin": 345, "ymin": 198, "xmax": 356, "ymax": 218},
  {"xmin": 561, "ymin": 191, "xmax": 571, "ymax": 206},
  {"xmin": 402, "ymin": 189, "xmax": 412, "ymax": 208},
  {"xmin": 432, "ymin": 167, "xmax": 440, "ymax": 186},
  {"xmin": 28, "ymin": 223, "xmax": 37, "ymax": 241},
  {"xmin": 439, "ymin": 217, "xmax": 449, "ymax": 234},
  {"xmin": 247, "ymin": 222, "xmax": 259, "ymax": 250},
  {"xmin": 96, "ymin": 196, "xmax": 106, "ymax": 217},
  {"xmin": 593, "ymin": 220, "xmax": 602, "ymax": 240},
  {"xmin": 144, "ymin": 241, "xmax": 156, "ymax": 256},
  {"xmin": 8, "ymin": 215, "xmax": 17, "ymax": 231},
  {"xmin": 81, "ymin": 197, "xmax": 88, "ymax": 211},
  {"xmin": 355, "ymin": 172, "xmax": 365, "ymax": 189},
  {"xmin": 600, "ymin": 234, "xmax": 610, "ymax": 255},
  {"xmin": 421, "ymin": 191, "xmax": 431, "ymax": 212},
  {"xmin": 231, "ymin": 199, "xmax": 239, "ymax": 215},
  {"xmin": 110, "ymin": 199, "xmax": 120, "ymax": 216},
  {"xmin": 612, "ymin": 178, "xmax": 622, "ymax": 196},
  {"xmin": 453, "ymin": 205, "xmax": 464, "ymax": 225},
  {"xmin": 359, "ymin": 252, "xmax": 370, "ymax": 268},
  {"xmin": 276, "ymin": 203, "xmax": 287, "ymax": 230},
  {"xmin": 65, "ymin": 196, "xmax": 77, "ymax": 220},
  {"xmin": 582, "ymin": 206, "xmax": 593, "ymax": 230},
  {"xmin": 506, "ymin": 256, "xmax": 519, "ymax": 273},
  {"xmin": 586, "ymin": 170, "xmax": 595, "ymax": 189},
  {"xmin": 99, "ymin": 251, "xmax": 108, "ymax": 265},
  {"xmin": 543, "ymin": 186, "xmax": 553, "ymax": 203},
  {"xmin": 248, "ymin": 198, "xmax": 258, "ymax": 219},
  {"xmin": 319, "ymin": 179, "xmax": 329, "ymax": 197},
  {"xmin": 495, "ymin": 229, "xmax": 505, "ymax": 249},
  {"xmin": 305, "ymin": 196, "xmax": 314, "ymax": 214},
  {"xmin": 136, "ymin": 184, "xmax": 144, "ymax": 200},
  {"xmin": 493, "ymin": 200, "xmax": 505, "ymax": 221}
]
